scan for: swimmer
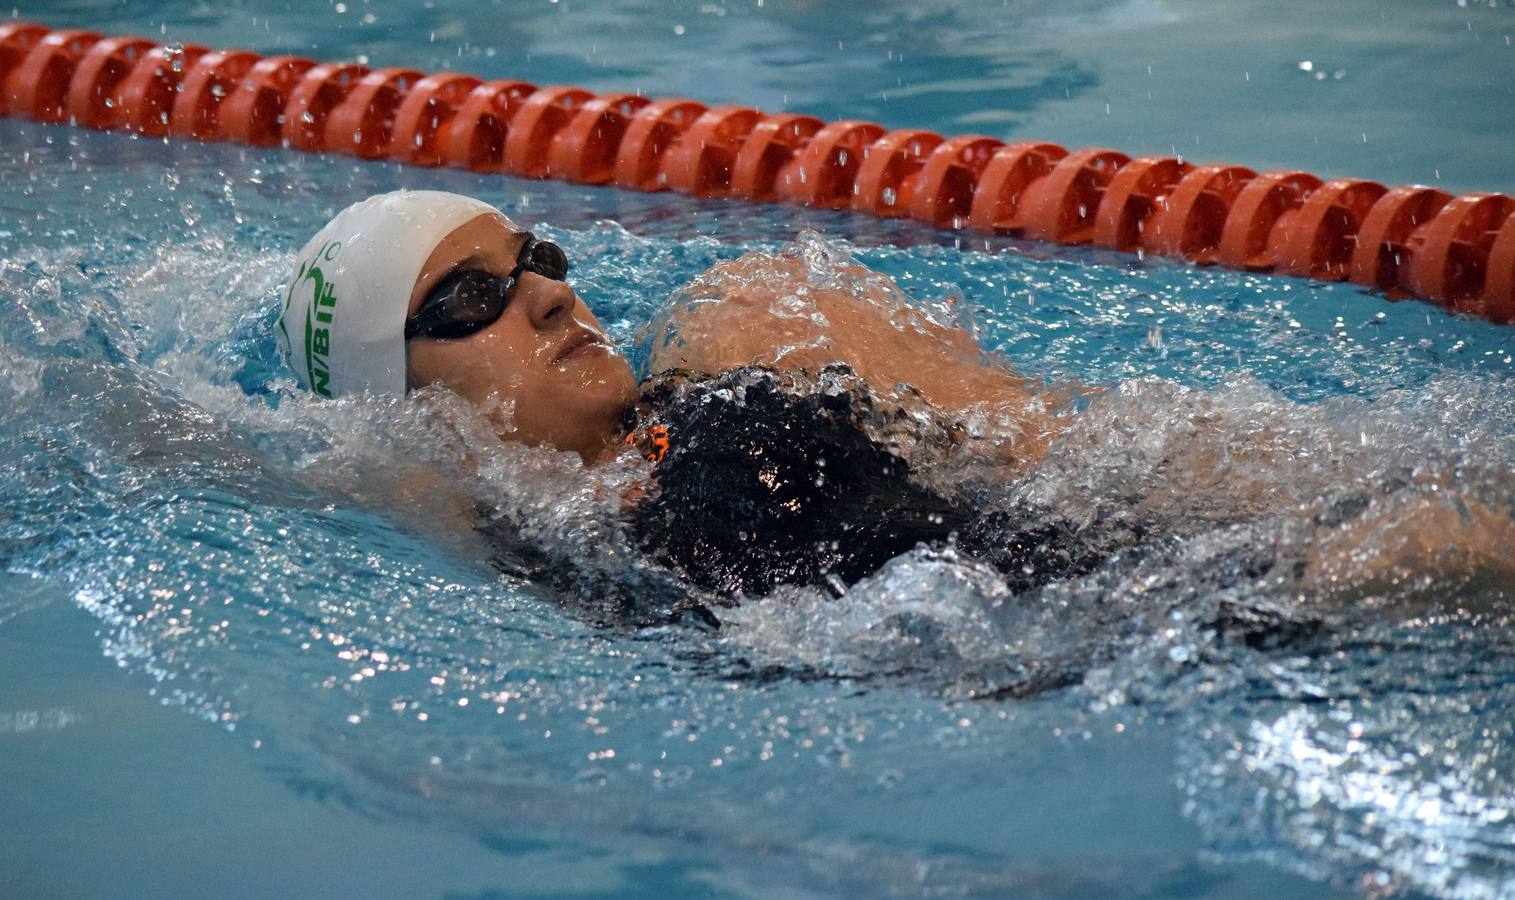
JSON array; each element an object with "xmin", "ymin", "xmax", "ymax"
[
  {"xmin": 277, "ymin": 190, "xmax": 1515, "ymax": 618},
  {"xmin": 277, "ymin": 190, "xmax": 1058, "ymax": 467},
  {"xmin": 277, "ymin": 190, "xmax": 1079, "ymax": 602}
]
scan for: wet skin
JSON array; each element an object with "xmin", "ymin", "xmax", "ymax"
[
  {"xmin": 649, "ymin": 250, "xmax": 1067, "ymax": 473},
  {"xmin": 405, "ymin": 214, "xmax": 638, "ymax": 463}
]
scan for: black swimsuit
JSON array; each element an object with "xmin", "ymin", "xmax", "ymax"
[
  {"xmin": 479, "ymin": 363, "xmax": 1120, "ymax": 626},
  {"xmin": 626, "ymin": 365, "xmax": 973, "ymax": 595},
  {"xmin": 621, "ymin": 364, "xmax": 1127, "ymax": 600}
]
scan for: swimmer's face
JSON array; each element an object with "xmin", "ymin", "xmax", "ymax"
[{"xmin": 406, "ymin": 214, "xmax": 637, "ymax": 462}]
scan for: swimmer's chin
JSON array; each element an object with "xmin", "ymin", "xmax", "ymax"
[{"xmin": 490, "ymin": 401, "xmax": 637, "ymax": 467}]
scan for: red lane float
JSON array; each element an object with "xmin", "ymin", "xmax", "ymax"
[
  {"xmin": 64, "ymin": 35, "xmax": 154, "ymax": 129},
  {"xmin": 1404, "ymin": 193, "xmax": 1515, "ymax": 318},
  {"xmin": 851, "ymin": 128, "xmax": 942, "ymax": 218},
  {"xmin": 436, "ymin": 79, "xmax": 534, "ymax": 172},
  {"xmin": 282, "ymin": 62, "xmax": 367, "ymax": 152},
  {"xmin": 656, "ymin": 105, "xmax": 754, "ymax": 198},
  {"xmin": 504, "ymin": 85, "xmax": 592, "ymax": 178},
  {"xmin": 2, "ymin": 24, "xmax": 1513, "ymax": 324},
  {"xmin": 613, "ymin": 98, "xmax": 706, "ymax": 191},
  {"xmin": 777, "ymin": 120, "xmax": 885, "ymax": 209},
  {"xmin": 545, "ymin": 91, "xmax": 648, "ymax": 184},
  {"xmin": 219, "ymin": 55, "xmax": 317, "ymax": 147},
  {"xmin": 908, "ymin": 135, "xmax": 1003, "ymax": 229},
  {"xmin": 389, "ymin": 72, "xmax": 480, "ymax": 166},
  {"xmin": 1021, "ymin": 147, "xmax": 1129, "ymax": 245},
  {"xmin": 966, "ymin": 141, "xmax": 1067, "ymax": 235},
  {"xmin": 170, "ymin": 49, "xmax": 261, "ymax": 141},
  {"xmin": 1144, "ymin": 165, "xmax": 1256, "ymax": 265},
  {"xmin": 1349, "ymin": 185, "xmax": 1452, "ymax": 297},
  {"xmin": 1277, "ymin": 178, "xmax": 1386, "ymax": 280},
  {"xmin": 5, "ymin": 28, "xmax": 100, "ymax": 122},
  {"xmin": 729, "ymin": 113, "xmax": 823, "ymax": 201},
  {"xmin": 322, "ymin": 67, "xmax": 423, "ymax": 158}
]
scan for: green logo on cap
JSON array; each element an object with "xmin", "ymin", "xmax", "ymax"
[{"xmin": 281, "ymin": 240, "xmax": 341, "ymax": 397}]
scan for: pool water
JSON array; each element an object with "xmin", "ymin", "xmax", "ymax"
[{"xmin": 4, "ymin": 1, "xmax": 1515, "ymax": 897}]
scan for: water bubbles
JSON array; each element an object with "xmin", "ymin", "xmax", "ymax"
[{"xmin": 1298, "ymin": 59, "xmax": 1347, "ymax": 81}]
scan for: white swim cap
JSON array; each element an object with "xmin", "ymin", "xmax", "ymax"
[{"xmin": 276, "ymin": 189, "xmax": 509, "ymax": 398}]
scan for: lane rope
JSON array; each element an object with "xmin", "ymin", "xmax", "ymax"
[{"xmin": 5, "ymin": 22, "xmax": 1514, "ymax": 323}]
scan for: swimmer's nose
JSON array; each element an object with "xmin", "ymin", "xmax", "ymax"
[{"xmin": 521, "ymin": 272, "xmax": 575, "ymax": 331}]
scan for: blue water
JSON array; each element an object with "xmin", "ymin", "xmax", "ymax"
[{"xmin": 4, "ymin": 1, "xmax": 1515, "ymax": 897}]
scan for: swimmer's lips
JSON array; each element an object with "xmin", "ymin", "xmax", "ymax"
[{"xmin": 552, "ymin": 329, "xmax": 609, "ymax": 365}]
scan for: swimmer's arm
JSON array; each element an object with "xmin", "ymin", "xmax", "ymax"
[
  {"xmin": 657, "ymin": 287, "xmax": 1065, "ymax": 474},
  {"xmin": 388, "ymin": 468, "xmax": 492, "ymax": 552},
  {"xmin": 651, "ymin": 252, "xmax": 1043, "ymax": 412},
  {"xmin": 1304, "ymin": 490, "xmax": 1515, "ymax": 598}
]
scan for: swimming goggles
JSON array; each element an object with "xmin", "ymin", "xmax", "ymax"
[{"xmin": 404, "ymin": 234, "xmax": 570, "ymax": 340}]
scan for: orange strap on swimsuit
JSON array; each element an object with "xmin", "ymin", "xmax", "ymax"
[{"xmin": 625, "ymin": 422, "xmax": 671, "ymax": 464}]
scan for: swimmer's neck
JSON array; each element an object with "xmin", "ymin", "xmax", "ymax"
[
  {"xmin": 582, "ymin": 434, "xmax": 625, "ymax": 466},
  {"xmin": 573, "ymin": 402, "xmax": 640, "ymax": 466}
]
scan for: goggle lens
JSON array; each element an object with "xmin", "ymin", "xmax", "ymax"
[
  {"xmin": 404, "ymin": 235, "xmax": 569, "ymax": 341},
  {"xmin": 525, "ymin": 238, "xmax": 569, "ymax": 281}
]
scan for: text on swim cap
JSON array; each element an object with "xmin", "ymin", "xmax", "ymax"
[{"xmin": 285, "ymin": 240, "xmax": 342, "ymax": 397}]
